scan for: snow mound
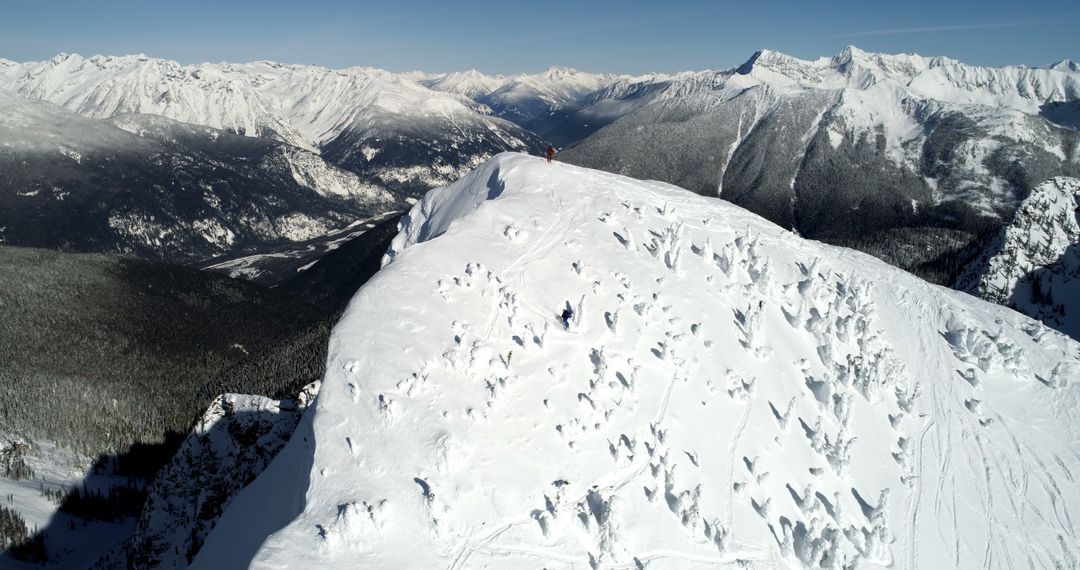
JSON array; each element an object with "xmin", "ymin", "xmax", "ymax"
[{"xmin": 197, "ymin": 154, "xmax": 1080, "ymax": 569}]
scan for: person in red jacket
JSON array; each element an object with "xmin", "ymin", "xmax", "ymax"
[{"xmin": 546, "ymin": 144, "xmax": 556, "ymax": 163}]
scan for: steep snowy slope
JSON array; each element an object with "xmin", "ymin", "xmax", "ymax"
[
  {"xmin": 196, "ymin": 154, "xmax": 1080, "ymax": 569},
  {"xmin": 560, "ymin": 47, "xmax": 1080, "ymax": 282},
  {"xmin": 0, "ymin": 90, "xmax": 399, "ymax": 262},
  {"xmin": 957, "ymin": 177, "xmax": 1080, "ymax": 339},
  {"xmin": 0, "ymin": 54, "xmax": 546, "ymax": 195}
]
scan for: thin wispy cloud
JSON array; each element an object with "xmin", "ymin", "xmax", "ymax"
[{"xmin": 818, "ymin": 17, "xmax": 1079, "ymax": 39}]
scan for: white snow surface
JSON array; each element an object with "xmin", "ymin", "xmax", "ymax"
[
  {"xmin": 196, "ymin": 154, "xmax": 1080, "ymax": 569},
  {"xmin": 423, "ymin": 70, "xmax": 509, "ymax": 100},
  {"xmin": 0, "ymin": 436, "xmax": 135, "ymax": 569}
]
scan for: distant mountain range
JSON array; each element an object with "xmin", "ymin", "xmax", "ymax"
[
  {"xmin": 2, "ymin": 48, "xmax": 1079, "ymax": 566},
  {"xmin": 420, "ymin": 66, "xmax": 647, "ymax": 144},
  {"xmin": 0, "ymin": 55, "xmax": 543, "ymax": 263},
  {"xmin": 3, "ymin": 47, "xmax": 1079, "ymax": 296},
  {"xmin": 0, "ymin": 90, "xmax": 403, "ymax": 263},
  {"xmin": 0, "ymin": 54, "xmax": 544, "ymax": 195},
  {"xmin": 558, "ymin": 48, "xmax": 1080, "ymax": 280}
]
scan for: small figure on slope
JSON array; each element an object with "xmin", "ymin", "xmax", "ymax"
[
  {"xmin": 560, "ymin": 304, "xmax": 574, "ymax": 329},
  {"xmin": 546, "ymin": 144, "xmax": 556, "ymax": 164}
]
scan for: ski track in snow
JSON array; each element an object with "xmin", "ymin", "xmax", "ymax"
[{"xmin": 194, "ymin": 154, "xmax": 1080, "ymax": 570}]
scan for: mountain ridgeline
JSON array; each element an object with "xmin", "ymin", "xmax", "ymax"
[
  {"xmin": 0, "ymin": 55, "xmax": 543, "ymax": 264},
  {"xmin": 4, "ymin": 48, "xmax": 1078, "ymax": 291},
  {"xmin": 0, "ymin": 91, "xmax": 402, "ymax": 263},
  {"xmin": 554, "ymin": 48, "xmax": 1080, "ymax": 284},
  {"xmin": 956, "ymin": 177, "xmax": 1080, "ymax": 338},
  {"xmin": 1, "ymin": 55, "xmax": 547, "ymax": 195},
  {"xmin": 1, "ymin": 47, "xmax": 1079, "ymax": 567}
]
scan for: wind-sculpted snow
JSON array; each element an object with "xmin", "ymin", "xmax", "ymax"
[{"xmin": 197, "ymin": 154, "xmax": 1080, "ymax": 568}]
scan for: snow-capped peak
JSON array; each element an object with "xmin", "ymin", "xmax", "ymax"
[
  {"xmin": 1049, "ymin": 58, "xmax": 1080, "ymax": 73},
  {"xmin": 831, "ymin": 44, "xmax": 865, "ymax": 62},
  {"xmin": 195, "ymin": 153, "xmax": 1080, "ymax": 569},
  {"xmin": 538, "ymin": 65, "xmax": 584, "ymax": 78},
  {"xmin": 735, "ymin": 48, "xmax": 794, "ymax": 74},
  {"xmin": 726, "ymin": 46, "xmax": 1080, "ymax": 113},
  {"xmin": 421, "ymin": 69, "xmax": 507, "ymax": 99},
  {"xmin": 0, "ymin": 53, "xmax": 524, "ymax": 152}
]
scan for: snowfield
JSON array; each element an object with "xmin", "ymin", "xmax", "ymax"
[{"xmin": 196, "ymin": 154, "xmax": 1080, "ymax": 569}]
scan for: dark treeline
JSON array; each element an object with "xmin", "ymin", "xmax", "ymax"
[{"xmin": 0, "ymin": 245, "xmax": 332, "ymax": 459}]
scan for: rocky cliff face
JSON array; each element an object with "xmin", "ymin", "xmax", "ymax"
[
  {"xmin": 956, "ymin": 176, "xmax": 1080, "ymax": 338},
  {"xmin": 96, "ymin": 383, "xmax": 320, "ymax": 569}
]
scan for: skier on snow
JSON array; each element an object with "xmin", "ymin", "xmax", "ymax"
[
  {"xmin": 560, "ymin": 305, "xmax": 574, "ymax": 328},
  {"xmin": 546, "ymin": 144, "xmax": 556, "ymax": 163}
]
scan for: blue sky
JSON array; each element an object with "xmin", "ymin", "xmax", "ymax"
[{"xmin": 2, "ymin": 0, "xmax": 1077, "ymax": 73}]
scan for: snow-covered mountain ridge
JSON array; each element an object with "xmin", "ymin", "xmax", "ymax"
[
  {"xmin": 562, "ymin": 45, "xmax": 1080, "ymax": 194},
  {"xmin": 735, "ymin": 46, "xmax": 1079, "ymax": 110},
  {"xmin": 1, "ymin": 53, "xmax": 485, "ymax": 150},
  {"xmin": 196, "ymin": 154, "xmax": 1080, "ymax": 569},
  {"xmin": 957, "ymin": 176, "xmax": 1080, "ymax": 338},
  {"xmin": 0, "ymin": 53, "xmax": 546, "ymax": 198},
  {"xmin": 559, "ymin": 47, "xmax": 1080, "ymax": 289},
  {"xmin": 423, "ymin": 66, "xmax": 629, "ymax": 112},
  {"xmin": 0, "ymin": 90, "xmax": 400, "ymax": 262}
]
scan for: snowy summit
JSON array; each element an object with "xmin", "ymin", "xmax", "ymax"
[{"xmin": 196, "ymin": 154, "xmax": 1080, "ymax": 569}]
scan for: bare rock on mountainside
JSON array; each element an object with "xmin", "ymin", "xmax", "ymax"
[
  {"xmin": 95, "ymin": 384, "xmax": 320, "ymax": 569},
  {"xmin": 956, "ymin": 177, "xmax": 1080, "ymax": 339}
]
